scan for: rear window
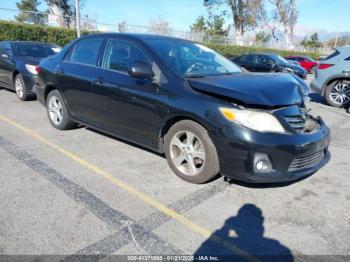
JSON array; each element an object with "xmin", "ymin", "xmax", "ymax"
[
  {"xmin": 324, "ymin": 50, "xmax": 340, "ymax": 60},
  {"xmin": 13, "ymin": 43, "xmax": 57, "ymax": 58}
]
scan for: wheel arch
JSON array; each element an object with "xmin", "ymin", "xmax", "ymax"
[
  {"xmin": 321, "ymin": 75, "xmax": 350, "ymax": 96},
  {"xmin": 158, "ymin": 114, "xmax": 212, "ymax": 153},
  {"xmin": 44, "ymin": 84, "xmax": 58, "ymax": 104},
  {"xmin": 12, "ymin": 70, "xmax": 20, "ymax": 87}
]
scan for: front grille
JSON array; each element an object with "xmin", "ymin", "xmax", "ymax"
[
  {"xmin": 288, "ymin": 150, "xmax": 325, "ymax": 172},
  {"xmin": 285, "ymin": 115, "xmax": 306, "ymax": 132}
]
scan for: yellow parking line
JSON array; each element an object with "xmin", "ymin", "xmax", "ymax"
[{"xmin": 0, "ymin": 114, "xmax": 256, "ymax": 261}]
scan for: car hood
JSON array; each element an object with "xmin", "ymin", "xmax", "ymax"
[{"xmin": 187, "ymin": 73, "xmax": 304, "ymax": 107}]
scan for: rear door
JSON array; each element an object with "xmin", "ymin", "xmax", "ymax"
[
  {"xmin": 92, "ymin": 38, "xmax": 166, "ymax": 147},
  {"xmin": 56, "ymin": 37, "xmax": 104, "ymax": 124}
]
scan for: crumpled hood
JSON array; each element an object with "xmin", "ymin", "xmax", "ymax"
[{"xmin": 188, "ymin": 73, "xmax": 304, "ymax": 107}]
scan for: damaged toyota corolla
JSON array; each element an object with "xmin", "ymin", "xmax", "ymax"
[{"xmin": 35, "ymin": 34, "xmax": 330, "ymax": 184}]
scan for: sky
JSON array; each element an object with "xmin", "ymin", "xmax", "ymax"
[{"xmin": 0, "ymin": 0, "xmax": 349, "ymax": 37}]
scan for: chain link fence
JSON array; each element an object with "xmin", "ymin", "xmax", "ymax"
[{"xmin": 0, "ymin": 7, "xmax": 332, "ymax": 54}]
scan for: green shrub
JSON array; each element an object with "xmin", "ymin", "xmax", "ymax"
[
  {"xmin": 0, "ymin": 20, "xmax": 84, "ymax": 46},
  {"xmin": 206, "ymin": 43, "xmax": 321, "ymax": 60}
]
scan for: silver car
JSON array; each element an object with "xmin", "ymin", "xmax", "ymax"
[{"xmin": 311, "ymin": 46, "xmax": 350, "ymax": 107}]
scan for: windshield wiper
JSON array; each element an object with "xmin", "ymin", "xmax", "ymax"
[{"xmin": 183, "ymin": 74, "xmax": 206, "ymax": 78}]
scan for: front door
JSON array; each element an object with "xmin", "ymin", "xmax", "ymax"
[{"xmin": 92, "ymin": 38, "xmax": 166, "ymax": 147}]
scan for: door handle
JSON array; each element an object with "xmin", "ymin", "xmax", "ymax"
[
  {"xmin": 55, "ymin": 67, "xmax": 64, "ymax": 75},
  {"xmin": 93, "ymin": 78, "xmax": 104, "ymax": 86},
  {"xmin": 343, "ymin": 70, "xmax": 350, "ymax": 74}
]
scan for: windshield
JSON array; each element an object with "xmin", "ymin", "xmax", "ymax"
[
  {"xmin": 274, "ymin": 55, "xmax": 290, "ymax": 65},
  {"xmin": 13, "ymin": 43, "xmax": 59, "ymax": 58},
  {"xmin": 143, "ymin": 38, "xmax": 242, "ymax": 77}
]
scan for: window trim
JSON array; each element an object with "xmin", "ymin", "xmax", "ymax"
[
  {"xmin": 63, "ymin": 37, "xmax": 105, "ymax": 67},
  {"xmin": 100, "ymin": 38, "xmax": 153, "ymax": 75}
]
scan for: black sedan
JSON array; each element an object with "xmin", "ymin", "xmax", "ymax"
[
  {"xmin": 0, "ymin": 41, "xmax": 60, "ymax": 100},
  {"xmin": 231, "ymin": 53, "xmax": 307, "ymax": 79},
  {"xmin": 35, "ymin": 33, "xmax": 330, "ymax": 184}
]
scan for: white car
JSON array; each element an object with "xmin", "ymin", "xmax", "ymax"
[{"xmin": 311, "ymin": 46, "xmax": 350, "ymax": 107}]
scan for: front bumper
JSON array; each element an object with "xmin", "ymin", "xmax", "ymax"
[
  {"xmin": 310, "ymin": 79, "xmax": 322, "ymax": 94},
  {"xmin": 34, "ymin": 77, "xmax": 46, "ymax": 105},
  {"xmin": 22, "ymin": 73, "xmax": 37, "ymax": 95},
  {"xmin": 210, "ymin": 117, "xmax": 330, "ymax": 183}
]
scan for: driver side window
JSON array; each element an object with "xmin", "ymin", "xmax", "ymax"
[{"xmin": 102, "ymin": 39, "xmax": 151, "ymax": 73}]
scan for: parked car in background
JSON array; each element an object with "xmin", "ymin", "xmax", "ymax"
[
  {"xmin": 287, "ymin": 59, "xmax": 300, "ymax": 66},
  {"xmin": 0, "ymin": 41, "xmax": 61, "ymax": 100},
  {"xmin": 285, "ymin": 55, "xmax": 318, "ymax": 73},
  {"xmin": 231, "ymin": 53, "xmax": 307, "ymax": 79},
  {"xmin": 311, "ymin": 46, "xmax": 350, "ymax": 107},
  {"xmin": 35, "ymin": 33, "xmax": 329, "ymax": 184}
]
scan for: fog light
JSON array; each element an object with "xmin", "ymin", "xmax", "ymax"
[{"xmin": 254, "ymin": 153, "xmax": 272, "ymax": 173}]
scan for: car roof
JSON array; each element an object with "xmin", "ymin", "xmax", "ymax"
[
  {"xmin": 4, "ymin": 40, "xmax": 57, "ymax": 46},
  {"xmin": 336, "ymin": 46, "xmax": 350, "ymax": 53},
  {"xmin": 82, "ymin": 33, "xmax": 191, "ymax": 43},
  {"xmin": 240, "ymin": 52, "xmax": 278, "ymax": 56}
]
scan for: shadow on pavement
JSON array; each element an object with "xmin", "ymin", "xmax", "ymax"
[
  {"xmin": 194, "ymin": 204, "xmax": 294, "ymax": 262},
  {"xmin": 309, "ymin": 92, "xmax": 326, "ymax": 104}
]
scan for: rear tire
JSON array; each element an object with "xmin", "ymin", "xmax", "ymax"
[
  {"xmin": 14, "ymin": 74, "xmax": 30, "ymax": 101},
  {"xmin": 164, "ymin": 120, "xmax": 220, "ymax": 184},
  {"xmin": 46, "ymin": 90, "xmax": 76, "ymax": 130},
  {"xmin": 325, "ymin": 80, "xmax": 350, "ymax": 108}
]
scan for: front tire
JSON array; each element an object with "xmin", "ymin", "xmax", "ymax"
[
  {"xmin": 164, "ymin": 120, "xmax": 220, "ymax": 184},
  {"xmin": 14, "ymin": 74, "xmax": 30, "ymax": 101},
  {"xmin": 325, "ymin": 80, "xmax": 350, "ymax": 108},
  {"xmin": 46, "ymin": 90, "xmax": 76, "ymax": 130}
]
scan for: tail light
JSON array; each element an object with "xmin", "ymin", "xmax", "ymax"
[
  {"xmin": 35, "ymin": 66, "xmax": 41, "ymax": 74},
  {"xmin": 318, "ymin": 63, "xmax": 334, "ymax": 70}
]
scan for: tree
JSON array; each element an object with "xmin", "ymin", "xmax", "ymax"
[
  {"xmin": 255, "ymin": 31, "xmax": 271, "ymax": 46},
  {"xmin": 118, "ymin": 21, "xmax": 128, "ymax": 32},
  {"xmin": 204, "ymin": 0, "xmax": 265, "ymax": 45},
  {"xmin": 15, "ymin": 0, "xmax": 45, "ymax": 24},
  {"xmin": 149, "ymin": 18, "xmax": 171, "ymax": 35},
  {"xmin": 45, "ymin": 0, "xmax": 75, "ymax": 28},
  {"xmin": 324, "ymin": 36, "xmax": 350, "ymax": 48},
  {"xmin": 301, "ymin": 33, "xmax": 322, "ymax": 51},
  {"xmin": 190, "ymin": 15, "xmax": 206, "ymax": 32},
  {"xmin": 269, "ymin": 0, "xmax": 298, "ymax": 47},
  {"xmin": 206, "ymin": 13, "xmax": 229, "ymax": 36}
]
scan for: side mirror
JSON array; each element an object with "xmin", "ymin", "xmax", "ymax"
[
  {"xmin": 0, "ymin": 53, "xmax": 10, "ymax": 59},
  {"xmin": 128, "ymin": 64, "xmax": 154, "ymax": 79}
]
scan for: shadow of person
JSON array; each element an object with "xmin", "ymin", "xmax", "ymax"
[{"xmin": 194, "ymin": 204, "xmax": 293, "ymax": 262}]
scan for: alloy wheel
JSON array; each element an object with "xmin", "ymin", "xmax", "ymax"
[
  {"xmin": 330, "ymin": 81, "xmax": 350, "ymax": 106},
  {"xmin": 169, "ymin": 130, "xmax": 206, "ymax": 176},
  {"xmin": 15, "ymin": 77, "xmax": 24, "ymax": 98},
  {"xmin": 48, "ymin": 96, "xmax": 64, "ymax": 126}
]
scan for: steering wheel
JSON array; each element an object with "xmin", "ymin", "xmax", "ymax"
[{"xmin": 185, "ymin": 62, "xmax": 205, "ymax": 75}]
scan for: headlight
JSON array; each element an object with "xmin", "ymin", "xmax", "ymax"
[
  {"xmin": 219, "ymin": 107, "xmax": 285, "ymax": 133},
  {"xmin": 25, "ymin": 64, "xmax": 37, "ymax": 75}
]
